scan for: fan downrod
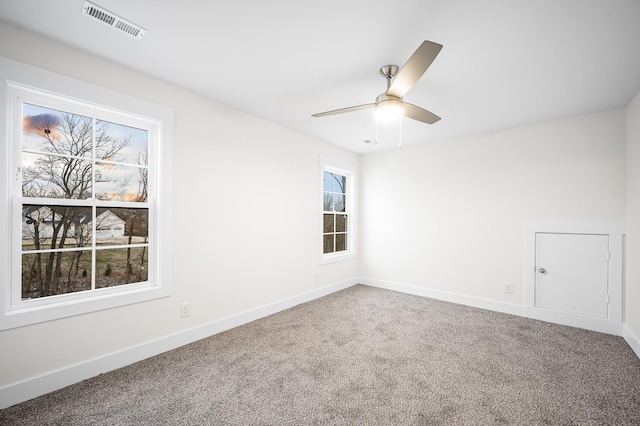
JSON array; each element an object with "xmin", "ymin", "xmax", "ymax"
[
  {"xmin": 379, "ymin": 65, "xmax": 399, "ymax": 89},
  {"xmin": 379, "ymin": 65, "xmax": 399, "ymax": 79},
  {"xmin": 377, "ymin": 65, "xmax": 402, "ymax": 111}
]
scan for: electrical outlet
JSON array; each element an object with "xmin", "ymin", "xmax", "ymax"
[
  {"xmin": 504, "ymin": 282, "xmax": 513, "ymax": 294},
  {"xmin": 180, "ymin": 302, "xmax": 191, "ymax": 318},
  {"xmin": 314, "ymin": 271, "xmax": 320, "ymax": 282}
]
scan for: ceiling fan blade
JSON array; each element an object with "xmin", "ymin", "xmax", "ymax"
[
  {"xmin": 312, "ymin": 103, "xmax": 374, "ymax": 117},
  {"xmin": 386, "ymin": 40, "xmax": 443, "ymax": 99},
  {"xmin": 403, "ymin": 102, "xmax": 441, "ymax": 124}
]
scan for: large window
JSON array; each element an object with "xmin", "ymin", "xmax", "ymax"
[
  {"xmin": 18, "ymin": 100, "xmax": 151, "ymax": 299},
  {"xmin": 0, "ymin": 57, "xmax": 173, "ymax": 330},
  {"xmin": 321, "ymin": 161, "xmax": 355, "ymax": 262}
]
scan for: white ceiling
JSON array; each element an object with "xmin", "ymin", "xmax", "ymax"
[{"xmin": 1, "ymin": 0, "xmax": 639, "ymax": 154}]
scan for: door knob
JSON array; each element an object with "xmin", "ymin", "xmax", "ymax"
[{"xmin": 538, "ymin": 268, "xmax": 546, "ymax": 274}]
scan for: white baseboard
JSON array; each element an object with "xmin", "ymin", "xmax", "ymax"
[
  {"xmin": 623, "ymin": 323, "xmax": 640, "ymax": 359},
  {"xmin": 360, "ymin": 277, "xmax": 631, "ymax": 342},
  {"xmin": 0, "ymin": 278, "xmax": 358, "ymax": 410},
  {"xmin": 524, "ymin": 306, "xmax": 623, "ymax": 336},
  {"xmin": 359, "ymin": 277, "xmax": 525, "ymax": 317}
]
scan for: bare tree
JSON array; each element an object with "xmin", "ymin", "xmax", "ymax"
[
  {"xmin": 22, "ymin": 111, "xmax": 133, "ymax": 297},
  {"xmin": 21, "ymin": 206, "xmax": 51, "ymax": 297},
  {"xmin": 125, "ymin": 149, "xmax": 148, "ymax": 283}
]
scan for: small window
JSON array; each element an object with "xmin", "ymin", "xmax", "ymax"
[
  {"xmin": 323, "ymin": 171, "xmax": 347, "ymax": 254},
  {"xmin": 321, "ymin": 161, "xmax": 355, "ymax": 262}
]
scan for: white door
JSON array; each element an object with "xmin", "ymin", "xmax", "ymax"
[{"xmin": 535, "ymin": 233, "xmax": 609, "ymax": 319}]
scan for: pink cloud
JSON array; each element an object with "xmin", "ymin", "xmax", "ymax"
[{"xmin": 23, "ymin": 113, "xmax": 62, "ymax": 140}]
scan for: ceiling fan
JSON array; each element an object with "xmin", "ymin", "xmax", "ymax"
[{"xmin": 312, "ymin": 40, "xmax": 443, "ymax": 124}]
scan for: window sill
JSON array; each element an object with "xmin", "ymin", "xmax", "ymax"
[
  {"xmin": 320, "ymin": 251, "xmax": 357, "ymax": 265},
  {"xmin": 0, "ymin": 284, "xmax": 170, "ymax": 330}
]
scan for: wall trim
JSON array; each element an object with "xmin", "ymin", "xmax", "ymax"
[
  {"xmin": 523, "ymin": 307, "xmax": 623, "ymax": 336},
  {"xmin": 623, "ymin": 324, "xmax": 640, "ymax": 360},
  {"xmin": 360, "ymin": 277, "xmax": 630, "ymax": 340},
  {"xmin": 0, "ymin": 277, "xmax": 358, "ymax": 409},
  {"xmin": 522, "ymin": 220, "xmax": 625, "ymax": 235},
  {"xmin": 359, "ymin": 277, "xmax": 526, "ymax": 317}
]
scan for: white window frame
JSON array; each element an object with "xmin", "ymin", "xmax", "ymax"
[
  {"xmin": 320, "ymin": 157, "xmax": 356, "ymax": 264},
  {"xmin": 0, "ymin": 56, "xmax": 174, "ymax": 330}
]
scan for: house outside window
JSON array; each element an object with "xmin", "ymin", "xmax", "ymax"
[{"xmin": 0, "ymin": 57, "xmax": 173, "ymax": 330}]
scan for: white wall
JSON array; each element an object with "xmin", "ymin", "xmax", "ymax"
[
  {"xmin": 625, "ymin": 90, "xmax": 640, "ymax": 351},
  {"xmin": 360, "ymin": 110, "xmax": 626, "ymax": 306},
  {"xmin": 1, "ymin": 20, "xmax": 637, "ymax": 408},
  {"xmin": 0, "ymin": 22, "xmax": 358, "ymax": 401}
]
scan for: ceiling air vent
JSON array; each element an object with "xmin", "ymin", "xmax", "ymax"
[{"xmin": 82, "ymin": 1, "xmax": 146, "ymax": 40}]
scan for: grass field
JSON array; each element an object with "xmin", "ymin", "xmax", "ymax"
[{"xmin": 21, "ymin": 244, "xmax": 148, "ymax": 299}]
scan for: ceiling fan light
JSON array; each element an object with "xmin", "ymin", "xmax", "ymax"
[{"xmin": 375, "ymin": 99, "xmax": 403, "ymax": 122}]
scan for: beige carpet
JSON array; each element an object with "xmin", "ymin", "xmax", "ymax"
[{"xmin": 2, "ymin": 285, "xmax": 640, "ymax": 425}]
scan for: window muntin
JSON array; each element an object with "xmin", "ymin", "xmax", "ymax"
[
  {"xmin": 13, "ymin": 88, "xmax": 155, "ymax": 304},
  {"xmin": 323, "ymin": 170, "xmax": 349, "ymax": 255}
]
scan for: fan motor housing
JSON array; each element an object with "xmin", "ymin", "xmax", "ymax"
[
  {"xmin": 375, "ymin": 93, "xmax": 403, "ymax": 109},
  {"xmin": 375, "ymin": 93, "xmax": 404, "ymax": 120}
]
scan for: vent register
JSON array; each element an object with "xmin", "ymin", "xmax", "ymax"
[{"xmin": 82, "ymin": 1, "xmax": 146, "ymax": 39}]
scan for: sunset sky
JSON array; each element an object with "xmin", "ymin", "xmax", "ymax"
[{"xmin": 22, "ymin": 102, "xmax": 150, "ymax": 201}]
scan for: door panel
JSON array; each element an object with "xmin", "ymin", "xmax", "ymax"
[{"xmin": 535, "ymin": 233, "xmax": 609, "ymax": 319}]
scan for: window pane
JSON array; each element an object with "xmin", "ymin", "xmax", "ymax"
[
  {"xmin": 333, "ymin": 173, "xmax": 346, "ymax": 194},
  {"xmin": 335, "ymin": 233, "xmax": 347, "ymax": 252},
  {"xmin": 323, "ymin": 171, "xmax": 334, "ymax": 191},
  {"xmin": 95, "ymin": 120, "xmax": 148, "ymax": 165},
  {"xmin": 96, "ymin": 207, "xmax": 148, "ymax": 246},
  {"xmin": 22, "ymin": 205, "xmax": 92, "ymax": 250},
  {"xmin": 96, "ymin": 247, "xmax": 148, "ymax": 288},
  {"xmin": 323, "ymin": 214, "xmax": 334, "ymax": 233},
  {"xmin": 22, "ymin": 250, "xmax": 92, "ymax": 299},
  {"xmin": 333, "ymin": 193, "xmax": 345, "ymax": 212},
  {"xmin": 335, "ymin": 214, "xmax": 347, "ymax": 233},
  {"xmin": 95, "ymin": 163, "xmax": 148, "ymax": 202},
  {"xmin": 22, "ymin": 153, "xmax": 92, "ymax": 199},
  {"xmin": 323, "ymin": 192, "xmax": 333, "ymax": 211},
  {"xmin": 323, "ymin": 235, "xmax": 334, "ymax": 254},
  {"xmin": 22, "ymin": 103, "xmax": 92, "ymax": 157}
]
